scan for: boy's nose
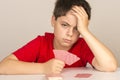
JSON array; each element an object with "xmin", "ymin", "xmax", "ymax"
[{"xmin": 67, "ymin": 28, "xmax": 73, "ymax": 37}]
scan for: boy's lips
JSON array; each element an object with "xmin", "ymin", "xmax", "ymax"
[{"xmin": 64, "ymin": 39, "xmax": 72, "ymax": 43}]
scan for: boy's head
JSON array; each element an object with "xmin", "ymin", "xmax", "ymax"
[{"xmin": 53, "ymin": 0, "xmax": 91, "ymax": 20}]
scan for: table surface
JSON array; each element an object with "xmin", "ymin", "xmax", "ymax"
[{"xmin": 0, "ymin": 67, "xmax": 120, "ymax": 80}]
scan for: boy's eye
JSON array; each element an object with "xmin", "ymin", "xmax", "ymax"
[
  {"xmin": 61, "ymin": 23, "xmax": 69, "ymax": 28},
  {"xmin": 61, "ymin": 24, "xmax": 67, "ymax": 26}
]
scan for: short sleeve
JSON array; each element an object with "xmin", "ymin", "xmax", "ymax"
[
  {"xmin": 13, "ymin": 36, "xmax": 41, "ymax": 62},
  {"xmin": 81, "ymin": 39, "xmax": 94, "ymax": 65}
]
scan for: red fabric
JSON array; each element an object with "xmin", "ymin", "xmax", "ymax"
[{"xmin": 13, "ymin": 32, "xmax": 94, "ymax": 67}]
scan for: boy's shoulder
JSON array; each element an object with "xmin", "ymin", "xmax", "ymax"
[
  {"xmin": 35, "ymin": 32, "xmax": 54, "ymax": 43},
  {"xmin": 37, "ymin": 32, "xmax": 54, "ymax": 38},
  {"xmin": 77, "ymin": 37, "xmax": 88, "ymax": 46},
  {"xmin": 36, "ymin": 32, "xmax": 54, "ymax": 40},
  {"xmin": 78, "ymin": 37, "xmax": 85, "ymax": 42}
]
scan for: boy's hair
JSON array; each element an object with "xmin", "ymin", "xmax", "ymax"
[{"xmin": 53, "ymin": 0, "xmax": 91, "ymax": 20}]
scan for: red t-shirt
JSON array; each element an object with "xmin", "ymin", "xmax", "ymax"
[{"xmin": 13, "ymin": 32, "xmax": 94, "ymax": 67}]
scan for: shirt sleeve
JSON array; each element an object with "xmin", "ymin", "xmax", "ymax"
[
  {"xmin": 13, "ymin": 36, "xmax": 41, "ymax": 62},
  {"xmin": 81, "ymin": 39, "xmax": 94, "ymax": 65}
]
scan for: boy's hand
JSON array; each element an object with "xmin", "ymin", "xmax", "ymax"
[
  {"xmin": 72, "ymin": 6, "xmax": 89, "ymax": 34},
  {"xmin": 43, "ymin": 59, "xmax": 65, "ymax": 74}
]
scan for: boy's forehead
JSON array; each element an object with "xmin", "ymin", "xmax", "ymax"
[
  {"xmin": 60, "ymin": 10, "xmax": 77, "ymax": 21},
  {"xmin": 58, "ymin": 11, "xmax": 77, "ymax": 26}
]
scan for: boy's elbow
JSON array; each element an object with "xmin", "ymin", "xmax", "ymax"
[
  {"xmin": 110, "ymin": 63, "xmax": 118, "ymax": 72},
  {"xmin": 0, "ymin": 63, "xmax": 4, "ymax": 74},
  {"xmin": 96, "ymin": 61, "xmax": 118, "ymax": 72},
  {"xmin": 0, "ymin": 61, "xmax": 10, "ymax": 75},
  {"xmin": 105, "ymin": 62, "xmax": 118, "ymax": 72},
  {"xmin": 0, "ymin": 64, "xmax": 11, "ymax": 75}
]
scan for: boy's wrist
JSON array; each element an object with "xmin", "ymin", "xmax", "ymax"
[
  {"xmin": 80, "ymin": 29, "xmax": 91, "ymax": 38},
  {"xmin": 35, "ymin": 63, "xmax": 45, "ymax": 74},
  {"xmin": 40, "ymin": 63, "xmax": 46, "ymax": 74}
]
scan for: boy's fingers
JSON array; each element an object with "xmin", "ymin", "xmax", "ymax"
[
  {"xmin": 72, "ymin": 6, "xmax": 88, "ymax": 18},
  {"xmin": 55, "ymin": 59, "xmax": 65, "ymax": 66}
]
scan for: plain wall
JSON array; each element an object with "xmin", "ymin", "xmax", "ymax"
[{"xmin": 0, "ymin": 0, "xmax": 120, "ymax": 66}]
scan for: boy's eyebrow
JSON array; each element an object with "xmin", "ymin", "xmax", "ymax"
[
  {"xmin": 61, "ymin": 21, "xmax": 71, "ymax": 26},
  {"xmin": 61, "ymin": 20, "xmax": 77, "ymax": 28}
]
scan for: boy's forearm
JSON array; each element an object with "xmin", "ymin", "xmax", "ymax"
[
  {"xmin": 81, "ymin": 30, "xmax": 118, "ymax": 71},
  {"xmin": 0, "ymin": 59, "xmax": 44, "ymax": 75}
]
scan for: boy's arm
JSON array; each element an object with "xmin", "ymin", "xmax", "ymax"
[
  {"xmin": 72, "ymin": 6, "xmax": 118, "ymax": 72},
  {"xmin": 0, "ymin": 54, "xmax": 65, "ymax": 74},
  {"xmin": 82, "ymin": 31, "xmax": 118, "ymax": 72}
]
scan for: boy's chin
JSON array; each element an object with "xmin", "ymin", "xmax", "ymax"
[{"xmin": 62, "ymin": 44, "xmax": 73, "ymax": 49}]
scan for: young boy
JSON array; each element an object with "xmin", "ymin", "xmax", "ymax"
[{"xmin": 0, "ymin": 0, "xmax": 118, "ymax": 74}]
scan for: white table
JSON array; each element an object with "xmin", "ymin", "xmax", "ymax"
[
  {"xmin": 0, "ymin": 67, "xmax": 120, "ymax": 80},
  {"xmin": 62, "ymin": 67, "xmax": 120, "ymax": 80}
]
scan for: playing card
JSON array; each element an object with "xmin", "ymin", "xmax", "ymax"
[
  {"xmin": 46, "ymin": 74, "xmax": 63, "ymax": 80},
  {"xmin": 53, "ymin": 50, "xmax": 80, "ymax": 65},
  {"xmin": 75, "ymin": 73, "xmax": 92, "ymax": 78},
  {"xmin": 53, "ymin": 50, "xmax": 68, "ymax": 62},
  {"xmin": 65, "ymin": 53, "xmax": 80, "ymax": 65}
]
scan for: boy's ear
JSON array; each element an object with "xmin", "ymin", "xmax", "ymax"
[{"xmin": 51, "ymin": 15, "xmax": 56, "ymax": 27}]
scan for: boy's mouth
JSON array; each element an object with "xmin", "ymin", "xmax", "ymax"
[{"xmin": 63, "ymin": 39, "xmax": 72, "ymax": 43}]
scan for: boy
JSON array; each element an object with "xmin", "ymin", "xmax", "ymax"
[{"xmin": 0, "ymin": 0, "xmax": 118, "ymax": 74}]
